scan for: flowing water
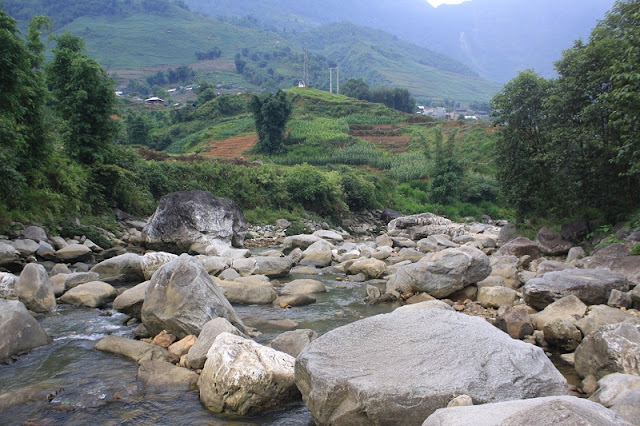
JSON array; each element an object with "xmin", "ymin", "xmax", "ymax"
[{"xmin": 0, "ymin": 272, "xmax": 399, "ymax": 425}]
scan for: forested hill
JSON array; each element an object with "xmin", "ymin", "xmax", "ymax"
[
  {"xmin": 184, "ymin": 0, "xmax": 615, "ymax": 83},
  {"xmin": 4, "ymin": 0, "xmax": 498, "ymax": 104}
]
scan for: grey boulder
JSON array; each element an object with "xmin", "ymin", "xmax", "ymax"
[
  {"xmin": 0, "ymin": 299, "xmax": 51, "ymax": 363},
  {"xmin": 186, "ymin": 317, "xmax": 245, "ymax": 370},
  {"xmin": 112, "ymin": 281, "xmax": 149, "ymax": 319},
  {"xmin": 16, "ymin": 263, "xmax": 56, "ymax": 313},
  {"xmin": 270, "ymin": 329, "xmax": 318, "ymax": 357},
  {"xmin": 141, "ymin": 254, "xmax": 248, "ymax": 338},
  {"xmin": 295, "ymin": 308, "xmax": 567, "ymax": 425},
  {"xmin": 523, "ymin": 268, "xmax": 630, "ymax": 310},
  {"xmin": 90, "ymin": 253, "xmax": 144, "ymax": 284},
  {"xmin": 590, "ymin": 373, "xmax": 640, "ymax": 425},
  {"xmin": 142, "ymin": 190, "xmax": 248, "ymax": 253},
  {"xmin": 59, "ymin": 281, "xmax": 117, "ymax": 308}
]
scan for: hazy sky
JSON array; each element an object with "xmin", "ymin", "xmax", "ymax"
[{"xmin": 427, "ymin": 0, "xmax": 472, "ymax": 7}]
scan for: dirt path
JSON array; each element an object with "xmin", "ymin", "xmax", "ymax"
[{"xmin": 201, "ymin": 134, "xmax": 258, "ymax": 159}]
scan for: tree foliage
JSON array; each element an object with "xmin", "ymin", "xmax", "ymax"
[
  {"xmin": 492, "ymin": 0, "xmax": 640, "ymax": 221},
  {"xmin": 250, "ymin": 90, "xmax": 292, "ymax": 153},
  {"xmin": 47, "ymin": 32, "xmax": 120, "ymax": 165},
  {"xmin": 430, "ymin": 127, "xmax": 464, "ymax": 205},
  {"xmin": 340, "ymin": 78, "xmax": 416, "ymax": 113}
]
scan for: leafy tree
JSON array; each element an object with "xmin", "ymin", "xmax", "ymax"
[
  {"xmin": 125, "ymin": 111, "xmax": 151, "ymax": 145},
  {"xmin": 341, "ymin": 78, "xmax": 370, "ymax": 100},
  {"xmin": 0, "ymin": 9, "xmax": 51, "ymax": 207},
  {"xmin": 430, "ymin": 127, "xmax": 464, "ymax": 205},
  {"xmin": 250, "ymin": 90, "xmax": 292, "ymax": 153},
  {"xmin": 47, "ymin": 32, "xmax": 120, "ymax": 165},
  {"xmin": 235, "ymin": 53, "xmax": 247, "ymax": 74}
]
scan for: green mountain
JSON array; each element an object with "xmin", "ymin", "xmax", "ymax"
[{"xmin": 3, "ymin": 0, "xmax": 498, "ymax": 104}]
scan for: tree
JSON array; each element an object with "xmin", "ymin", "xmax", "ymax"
[
  {"xmin": 491, "ymin": 70, "xmax": 553, "ymax": 220},
  {"xmin": 47, "ymin": 32, "xmax": 120, "ymax": 165},
  {"xmin": 250, "ymin": 90, "xmax": 292, "ymax": 153},
  {"xmin": 341, "ymin": 78, "xmax": 370, "ymax": 100},
  {"xmin": 430, "ymin": 127, "xmax": 464, "ymax": 205},
  {"xmin": 0, "ymin": 8, "xmax": 51, "ymax": 207}
]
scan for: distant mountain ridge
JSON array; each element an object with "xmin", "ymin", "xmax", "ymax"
[{"xmin": 185, "ymin": 0, "xmax": 616, "ymax": 82}]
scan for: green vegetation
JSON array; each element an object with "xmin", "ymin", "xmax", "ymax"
[
  {"xmin": 250, "ymin": 90, "xmax": 293, "ymax": 153},
  {"xmin": 492, "ymin": 0, "xmax": 640, "ymax": 223},
  {"xmin": 341, "ymin": 78, "xmax": 416, "ymax": 113}
]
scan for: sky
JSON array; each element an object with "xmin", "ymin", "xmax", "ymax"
[{"xmin": 427, "ymin": 0, "xmax": 472, "ymax": 7}]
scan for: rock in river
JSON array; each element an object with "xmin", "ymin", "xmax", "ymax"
[
  {"xmin": 295, "ymin": 308, "xmax": 567, "ymax": 425},
  {"xmin": 0, "ymin": 299, "xmax": 51, "ymax": 363}
]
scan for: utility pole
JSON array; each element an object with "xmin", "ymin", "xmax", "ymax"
[
  {"xmin": 329, "ymin": 66, "xmax": 340, "ymax": 94},
  {"xmin": 329, "ymin": 68, "xmax": 333, "ymax": 93}
]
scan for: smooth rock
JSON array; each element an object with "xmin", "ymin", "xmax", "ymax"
[
  {"xmin": 386, "ymin": 246, "xmax": 491, "ymax": 298},
  {"xmin": 90, "ymin": 253, "xmax": 144, "ymax": 284},
  {"xmin": 0, "ymin": 299, "xmax": 51, "ymax": 363},
  {"xmin": 523, "ymin": 268, "xmax": 630, "ymax": 310},
  {"xmin": 168, "ymin": 335, "xmax": 197, "ymax": 359},
  {"xmin": 530, "ymin": 295, "xmax": 588, "ymax": 330},
  {"xmin": 273, "ymin": 294, "xmax": 316, "ymax": 307},
  {"xmin": 536, "ymin": 227, "xmax": 573, "ymax": 256},
  {"xmin": 93, "ymin": 335, "xmax": 168, "ymax": 364},
  {"xmin": 574, "ymin": 321, "xmax": 640, "ymax": 380},
  {"xmin": 59, "ymin": 281, "xmax": 117, "ymax": 308},
  {"xmin": 215, "ymin": 277, "xmax": 277, "ymax": 305},
  {"xmin": 280, "ymin": 279, "xmax": 326, "ymax": 295},
  {"xmin": 495, "ymin": 236, "xmax": 541, "ymax": 258},
  {"xmin": 11, "ymin": 239, "xmax": 40, "ymax": 257},
  {"xmin": 16, "ymin": 263, "xmax": 56, "ymax": 313},
  {"xmin": 141, "ymin": 252, "xmax": 178, "ymax": 280},
  {"xmin": 295, "ymin": 308, "xmax": 567, "ymax": 425},
  {"xmin": 198, "ymin": 255, "xmax": 228, "ymax": 276},
  {"xmin": 20, "ymin": 226, "xmax": 47, "ymax": 242},
  {"xmin": 151, "ymin": 330, "xmax": 177, "ymax": 348},
  {"xmin": 346, "ymin": 258, "xmax": 386, "ymax": 279},
  {"xmin": 137, "ymin": 360, "xmax": 198, "ymax": 390},
  {"xmin": 187, "ymin": 318, "xmax": 245, "ymax": 370},
  {"xmin": 282, "ymin": 235, "xmax": 321, "ymax": 254},
  {"xmin": 578, "ymin": 243, "xmax": 640, "ymax": 285},
  {"xmin": 477, "ymin": 286, "xmax": 518, "ymax": 309},
  {"xmin": 36, "ymin": 242, "xmax": 56, "ymax": 261},
  {"xmin": 254, "ymin": 256, "xmax": 293, "ymax": 278},
  {"xmin": 422, "ymin": 395, "xmax": 630, "ymax": 426},
  {"xmin": 313, "ymin": 230, "xmax": 343, "ymax": 243},
  {"xmin": 141, "ymin": 254, "xmax": 248, "ymax": 338},
  {"xmin": 270, "ymin": 329, "xmax": 318, "ymax": 357},
  {"xmin": 198, "ymin": 333, "xmax": 300, "ymax": 416},
  {"xmin": 112, "ymin": 281, "xmax": 149, "ymax": 319},
  {"xmin": 575, "ymin": 305, "xmax": 640, "ymax": 337},
  {"xmin": 300, "ymin": 240, "xmax": 333, "ymax": 267},
  {"xmin": 55, "ymin": 244, "xmax": 92, "ymax": 262},
  {"xmin": 590, "ymin": 373, "xmax": 640, "ymax": 424},
  {"xmin": 142, "ymin": 190, "xmax": 248, "ymax": 253}
]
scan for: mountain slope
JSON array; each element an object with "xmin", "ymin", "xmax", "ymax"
[{"xmin": 185, "ymin": 0, "xmax": 616, "ymax": 83}]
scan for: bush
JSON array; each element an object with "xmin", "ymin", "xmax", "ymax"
[
  {"xmin": 631, "ymin": 244, "xmax": 640, "ymax": 256},
  {"xmin": 284, "ymin": 220, "xmax": 311, "ymax": 236},
  {"xmin": 284, "ymin": 164, "xmax": 347, "ymax": 215}
]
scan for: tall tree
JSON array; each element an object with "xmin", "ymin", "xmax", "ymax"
[
  {"xmin": 47, "ymin": 32, "xmax": 120, "ymax": 165},
  {"xmin": 430, "ymin": 127, "xmax": 464, "ymax": 205},
  {"xmin": 250, "ymin": 90, "xmax": 292, "ymax": 153}
]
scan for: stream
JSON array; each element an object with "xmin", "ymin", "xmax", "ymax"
[{"xmin": 0, "ymin": 272, "xmax": 400, "ymax": 425}]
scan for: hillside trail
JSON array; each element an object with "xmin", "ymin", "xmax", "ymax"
[{"xmin": 202, "ymin": 134, "xmax": 258, "ymax": 159}]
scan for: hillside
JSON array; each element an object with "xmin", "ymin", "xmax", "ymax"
[
  {"xmin": 6, "ymin": 0, "xmax": 498, "ymax": 104},
  {"xmin": 185, "ymin": 0, "xmax": 615, "ymax": 83}
]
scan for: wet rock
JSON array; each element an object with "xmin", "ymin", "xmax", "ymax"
[
  {"xmin": 142, "ymin": 191, "xmax": 248, "ymax": 253},
  {"xmin": 523, "ymin": 268, "xmax": 630, "ymax": 310},
  {"xmin": 574, "ymin": 321, "xmax": 640, "ymax": 380},
  {"xmin": 0, "ymin": 386, "xmax": 62, "ymax": 411},
  {"xmin": 113, "ymin": 281, "xmax": 149, "ymax": 319},
  {"xmin": 295, "ymin": 309, "xmax": 567, "ymax": 425},
  {"xmin": 530, "ymin": 295, "xmax": 587, "ymax": 330},
  {"xmin": 186, "ymin": 318, "xmax": 246, "ymax": 370},
  {"xmin": 495, "ymin": 305, "xmax": 534, "ymax": 339},
  {"xmin": 16, "ymin": 263, "xmax": 56, "ymax": 313},
  {"xmin": 477, "ymin": 286, "xmax": 517, "ymax": 309},
  {"xmin": 137, "ymin": 360, "xmax": 198, "ymax": 390},
  {"xmin": 273, "ymin": 294, "xmax": 316, "ymax": 307},
  {"xmin": 423, "ymin": 395, "xmax": 629, "ymax": 426},
  {"xmin": 536, "ymin": 227, "xmax": 573, "ymax": 256},
  {"xmin": 0, "ymin": 299, "xmax": 51, "ymax": 363},
  {"xmin": 214, "ymin": 277, "xmax": 276, "ymax": 305},
  {"xmin": 495, "ymin": 236, "xmax": 541, "ymax": 259},
  {"xmin": 270, "ymin": 329, "xmax": 318, "ymax": 357},
  {"xmin": 199, "ymin": 333, "xmax": 300, "ymax": 416},
  {"xmin": 94, "ymin": 335, "xmax": 168, "ymax": 364},
  {"xmin": 575, "ymin": 305, "xmax": 640, "ymax": 338},
  {"xmin": 55, "ymin": 244, "xmax": 92, "ymax": 262},
  {"xmin": 590, "ymin": 373, "xmax": 640, "ymax": 424},
  {"xmin": 280, "ymin": 279, "xmax": 326, "ymax": 295},
  {"xmin": 140, "ymin": 252, "xmax": 178, "ymax": 280},
  {"xmin": 0, "ymin": 272, "xmax": 18, "ymax": 299},
  {"xmin": 299, "ymin": 240, "xmax": 333, "ymax": 267},
  {"xmin": 543, "ymin": 319, "xmax": 583, "ymax": 352},
  {"xmin": 386, "ymin": 246, "xmax": 491, "ymax": 298},
  {"xmin": 141, "ymin": 254, "xmax": 248, "ymax": 338},
  {"xmin": 59, "ymin": 281, "xmax": 117, "ymax": 308},
  {"xmin": 90, "ymin": 253, "xmax": 144, "ymax": 285},
  {"xmin": 346, "ymin": 258, "xmax": 386, "ymax": 279}
]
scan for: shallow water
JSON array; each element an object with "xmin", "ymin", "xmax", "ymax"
[{"xmin": 0, "ymin": 271, "xmax": 398, "ymax": 425}]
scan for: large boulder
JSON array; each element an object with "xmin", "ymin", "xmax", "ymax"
[
  {"xmin": 387, "ymin": 213, "xmax": 465, "ymax": 240},
  {"xmin": 495, "ymin": 236, "xmax": 541, "ymax": 258},
  {"xmin": 280, "ymin": 279, "xmax": 326, "ymax": 295},
  {"xmin": 295, "ymin": 308, "xmax": 567, "ymax": 425},
  {"xmin": 112, "ymin": 281, "xmax": 149, "ymax": 319},
  {"xmin": 574, "ymin": 321, "xmax": 640, "ymax": 380},
  {"xmin": 198, "ymin": 333, "xmax": 300, "ymax": 416},
  {"xmin": 0, "ymin": 299, "xmax": 51, "ymax": 363},
  {"xmin": 300, "ymin": 240, "xmax": 333, "ymax": 267},
  {"xmin": 214, "ymin": 277, "xmax": 277, "ymax": 305},
  {"xmin": 93, "ymin": 335, "xmax": 168, "ymax": 364},
  {"xmin": 346, "ymin": 258, "xmax": 386, "ymax": 279},
  {"xmin": 422, "ymin": 396, "xmax": 630, "ymax": 426},
  {"xmin": 59, "ymin": 281, "xmax": 117, "ymax": 308},
  {"xmin": 16, "ymin": 263, "xmax": 56, "ymax": 313},
  {"xmin": 253, "ymin": 256, "xmax": 293, "ymax": 278},
  {"xmin": 575, "ymin": 304, "xmax": 640, "ymax": 337},
  {"xmin": 536, "ymin": 227, "xmax": 573, "ymax": 256},
  {"xmin": 141, "ymin": 254, "xmax": 248, "ymax": 338},
  {"xmin": 142, "ymin": 191, "xmax": 248, "ymax": 253},
  {"xmin": 20, "ymin": 226, "xmax": 48, "ymax": 242},
  {"xmin": 137, "ymin": 360, "xmax": 198, "ymax": 391},
  {"xmin": 55, "ymin": 244, "xmax": 92, "ymax": 262},
  {"xmin": 11, "ymin": 239, "xmax": 40, "ymax": 257},
  {"xmin": 523, "ymin": 268, "xmax": 630, "ymax": 310},
  {"xmin": 386, "ymin": 246, "xmax": 491, "ymax": 298},
  {"xmin": 186, "ymin": 318, "xmax": 245, "ymax": 370},
  {"xmin": 0, "ymin": 242, "xmax": 20, "ymax": 268},
  {"xmin": 578, "ymin": 243, "xmax": 640, "ymax": 285},
  {"xmin": 140, "ymin": 252, "xmax": 178, "ymax": 280},
  {"xmin": 90, "ymin": 253, "xmax": 144, "ymax": 284},
  {"xmin": 282, "ymin": 235, "xmax": 321, "ymax": 254},
  {"xmin": 590, "ymin": 373, "xmax": 640, "ymax": 424},
  {"xmin": 530, "ymin": 295, "xmax": 588, "ymax": 330},
  {"xmin": 270, "ymin": 329, "xmax": 318, "ymax": 357}
]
